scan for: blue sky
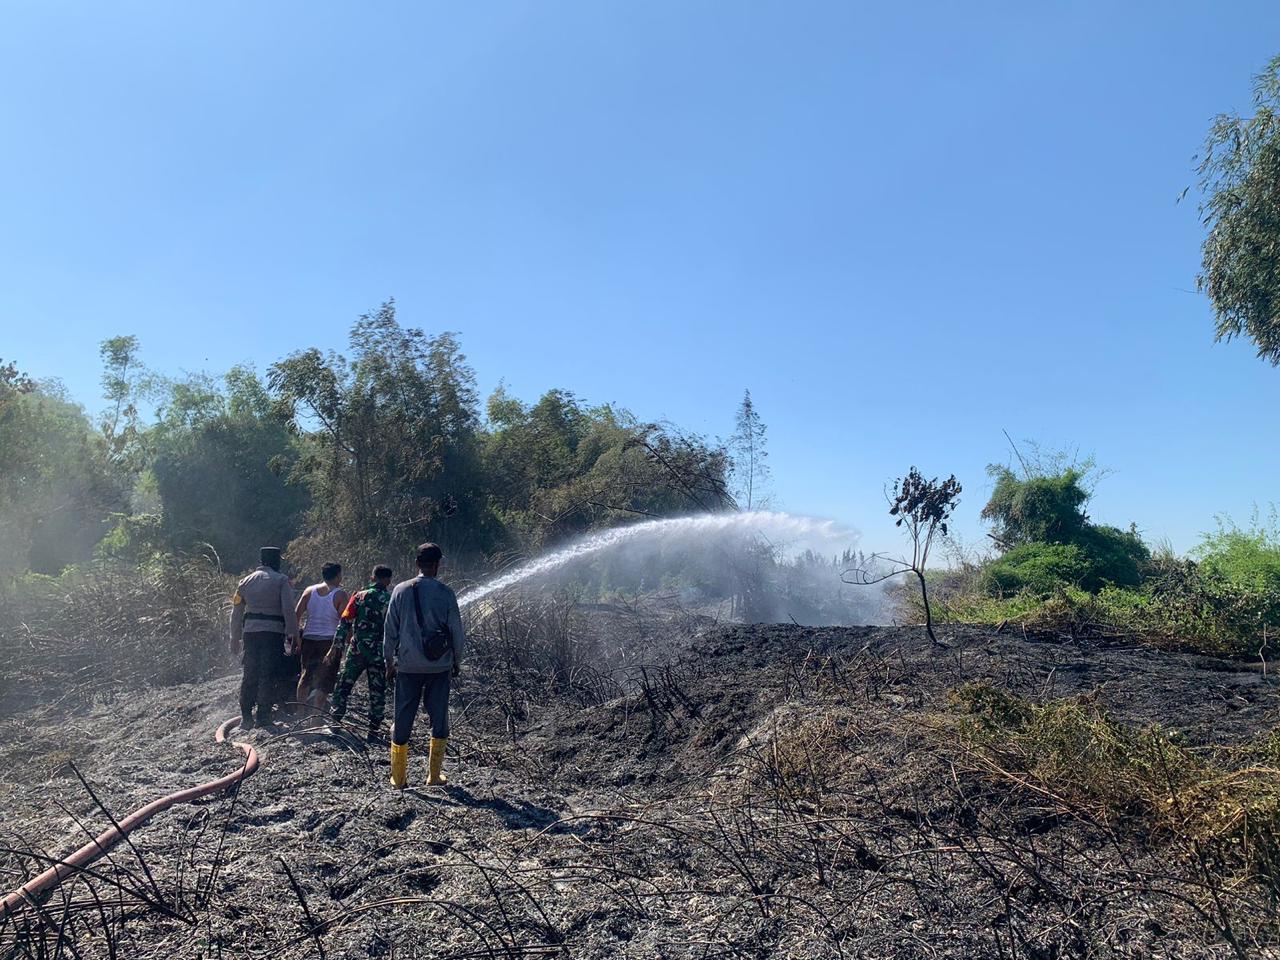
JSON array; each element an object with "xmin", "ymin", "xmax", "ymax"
[{"xmin": 2, "ymin": 1, "xmax": 1277, "ymax": 557}]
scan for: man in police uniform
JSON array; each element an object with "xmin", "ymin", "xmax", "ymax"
[{"xmin": 230, "ymin": 546, "xmax": 299, "ymax": 730}]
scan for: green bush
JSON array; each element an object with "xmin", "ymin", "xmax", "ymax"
[
  {"xmin": 981, "ymin": 527, "xmax": 1148, "ymax": 597},
  {"xmin": 1076, "ymin": 523, "xmax": 1149, "ymax": 588},
  {"xmin": 981, "ymin": 542, "xmax": 1092, "ymax": 596},
  {"xmin": 1196, "ymin": 518, "xmax": 1280, "ymax": 593},
  {"xmin": 943, "ymin": 570, "xmax": 1277, "ymax": 656},
  {"xmin": 96, "ymin": 511, "xmax": 168, "ymax": 564},
  {"xmin": 953, "ymin": 487, "xmax": 1277, "ymax": 653},
  {"xmin": 1143, "ymin": 558, "xmax": 1280, "ymax": 653},
  {"xmin": 980, "ymin": 461, "xmax": 1148, "ymax": 595}
]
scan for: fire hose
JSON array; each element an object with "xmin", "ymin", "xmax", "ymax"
[{"xmin": 0, "ymin": 716, "xmax": 259, "ymax": 918}]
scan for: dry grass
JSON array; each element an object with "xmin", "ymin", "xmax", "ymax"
[
  {"xmin": 950, "ymin": 681, "xmax": 1280, "ymax": 891},
  {"xmin": 727, "ymin": 706, "xmax": 865, "ymax": 805},
  {"xmin": 6, "ymin": 605, "xmax": 1280, "ymax": 957},
  {"xmin": 3, "ymin": 557, "xmax": 232, "ymax": 708}
]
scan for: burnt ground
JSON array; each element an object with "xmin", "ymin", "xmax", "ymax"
[{"xmin": 2, "ymin": 617, "xmax": 1278, "ymax": 959}]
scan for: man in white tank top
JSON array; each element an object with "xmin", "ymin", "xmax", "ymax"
[{"xmin": 295, "ymin": 562, "xmax": 348, "ymax": 716}]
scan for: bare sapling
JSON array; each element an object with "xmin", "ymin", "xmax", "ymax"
[{"xmin": 843, "ymin": 467, "xmax": 961, "ymax": 646}]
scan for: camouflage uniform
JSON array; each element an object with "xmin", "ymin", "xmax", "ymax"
[{"xmin": 329, "ymin": 582, "xmax": 391, "ymax": 732}]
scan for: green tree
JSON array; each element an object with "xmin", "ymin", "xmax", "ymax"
[
  {"xmin": 482, "ymin": 387, "xmax": 731, "ymax": 552},
  {"xmin": 484, "ymin": 388, "xmax": 586, "ymax": 518},
  {"xmin": 1197, "ymin": 54, "xmax": 1280, "ymax": 364},
  {"xmin": 98, "ymin": 335, "xmax": 157, "ymax": 469},
  {"xmin": 0, "ymin": 360, "xmax": 34, "ymax": 411},
  {"xmin": 0, "ymin": 385, "xmax": 128, "ymax": 577},
  {"xmin": 728, "ymin": 389, "xmax": 770, "ymax": 511},
  {"xmin": 269, "ymin": 301, "xmax": 490, "ymax": 569},
  {"xmin": 139, "ymin": 368, "xmax": 309, "ymax": 571},
  {"xmin": 982, "ymin": 465, "xmax": 1091, "ymax": 547}
]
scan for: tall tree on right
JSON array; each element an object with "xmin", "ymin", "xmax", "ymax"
[
  {"xmin": 729, "ymin": 389, "xmax": 770, "ymax": 512},
  {"xmin": 1198, "ymin": 54, "xmax": 1280, "ymax": 365}
]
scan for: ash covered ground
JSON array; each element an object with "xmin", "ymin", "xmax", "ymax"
[{"xmin": 2, "ymin": 606, "xmax": 1277, "ymax": 959}]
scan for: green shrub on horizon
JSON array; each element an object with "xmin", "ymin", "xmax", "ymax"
[
  {"xmin": 979, "ymin": 461, "xmax": 1149, "ymax": 596},
  {"xmin": 1077, "ymin": 523, "xmax": 1149, "ymax": 588},
  {"xmin": 980, "ymin": 542, "xmax": 1092, "ymax": 596},
  {"xmin": 939, "ymin": 570, "xmax": 1277, "ymax": 656},
  {"xmin": 1196, "ymin": 516, "xmax": 1280, "ymax": 593},
  {"xmin": 980, "ymin": 528, "xmax": 1148, "ymax": 598}
]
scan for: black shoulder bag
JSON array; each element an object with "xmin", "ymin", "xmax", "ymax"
[{"xmin": 413, "ymin": 579, "xmax": 453, "ymax": 662}]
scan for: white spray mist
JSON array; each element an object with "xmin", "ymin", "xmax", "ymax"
[{"xmin": 457, "ymin": 510, "xmax": 862, "ymax": 612}]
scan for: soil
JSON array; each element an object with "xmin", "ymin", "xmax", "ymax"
[{"xmin": 2, "ymin": 617, "xmax": 1277, "ymax": 959}]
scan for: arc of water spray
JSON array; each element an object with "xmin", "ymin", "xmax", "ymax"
[{"xmin": 457, "ymin": 510, "xmax": 856, "ymax": 609}]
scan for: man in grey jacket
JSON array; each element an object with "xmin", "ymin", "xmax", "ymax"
[{"xmin": 383, "ymin": 542, "xmax": 465, "ymax": 788}]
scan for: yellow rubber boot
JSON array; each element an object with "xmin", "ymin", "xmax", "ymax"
[
  {"xmin": 389, "ymin": 742, "xmax": 409, "ymax": 790},
  {"xmin": 427, "ymin": 737, "xmax": 448, "ymax": 786}
]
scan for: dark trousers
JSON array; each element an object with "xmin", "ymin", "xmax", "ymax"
[
  {"xmin": 240, "ymin": 632, "xmax": 284, "ymax": 722},
  {"xmin": 275, "ymin": 639, "xmax": 301, "ymax": 714},
  {"xmin": 392, "ymin": 671, "xmax": 451, "ymax": 745}
]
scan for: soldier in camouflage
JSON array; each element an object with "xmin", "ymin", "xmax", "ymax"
[{"xmin": 327, "ymin": 565, "xmax": 394, "ymax": 740}]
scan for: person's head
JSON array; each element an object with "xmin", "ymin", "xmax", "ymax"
[
  {"xmin": 321, "ymin": 562, "xmax": 342, "ymax": 586},
  {"xmin": 260, "ymin": 546, "xmax": 282, "ymax": 571},
  {"xmin": 416, "ymin": 542, "xmax": 443, "ymax": 577},
  {"xmin": 372, "ymin": 564, "xmax": 393, "ymax": 588}
]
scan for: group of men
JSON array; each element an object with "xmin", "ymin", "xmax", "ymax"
[{"xmin": 229, "ymin": 542, "xmax": 466, "ymax": 788}]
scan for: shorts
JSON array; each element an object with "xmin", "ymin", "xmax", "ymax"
[{"xmin": 299, "ymin": 635, "xmax": 337, "ymax": 694}]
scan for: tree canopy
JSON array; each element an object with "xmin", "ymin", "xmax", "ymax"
[
  {"xmin": 1198, "ymin": 54, "xmax": 1280, "ymax": 365},
  {"xmin": 483, "ymin": 388, "xmax": 730, "ymax": 551},
  {"xmin": 0, "ymin": 383, "xmax": 129, "ymax": 578},
  {"xmin": 145, "ymin": 368, "xmax": 309, "ymax": 572},
  {"xmin": 268, "ymin": 302, "xmax": 490, "ymax": 572},
  {"xmin": 2, "ymin": 303, "xmax": 735, "ymax": 580}
]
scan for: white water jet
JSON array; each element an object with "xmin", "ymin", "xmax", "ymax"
[{"xmin": 458, "ymin": 510, "xmax": 857, "ymax": 609}]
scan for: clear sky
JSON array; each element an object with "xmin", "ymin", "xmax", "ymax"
[{"xmin": 2, "ymin": 1, "xmax": 1278, "ymax": 557}]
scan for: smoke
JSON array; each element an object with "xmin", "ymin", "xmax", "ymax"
[{"xmin": 459, "ymin": 511, "xmax": 892, "ymax": 625}]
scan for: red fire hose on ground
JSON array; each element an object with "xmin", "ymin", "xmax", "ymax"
[{"xmin": 0, "ymin": 716, "xmax": 259, "ymax": 919}]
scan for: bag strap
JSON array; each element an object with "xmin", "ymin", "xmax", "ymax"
[
  {"xmin": 412, "ymin": 578, "xmax": 453, "ymax": 654},
  {"xmin": 413, "ymin": 578, "xmax": 427, "ymax": 635}
]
